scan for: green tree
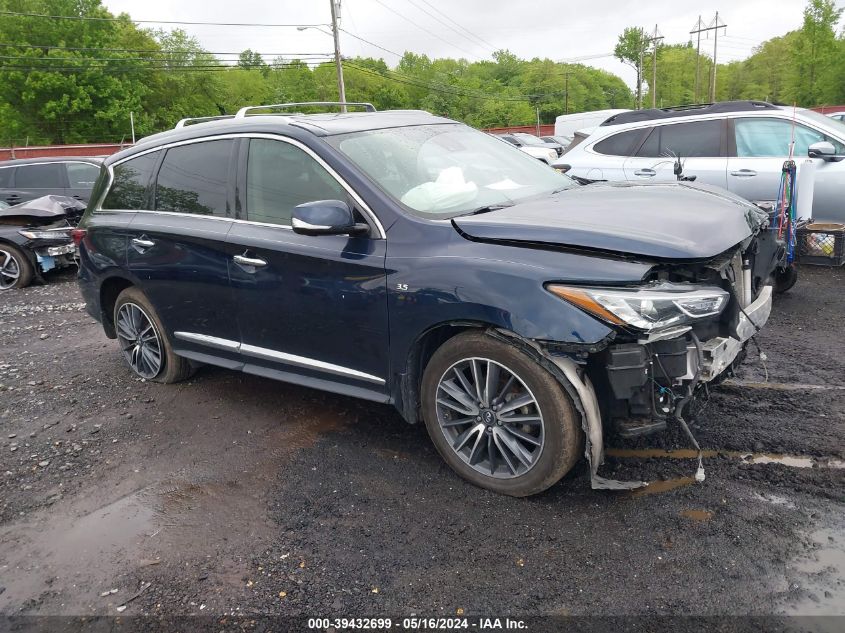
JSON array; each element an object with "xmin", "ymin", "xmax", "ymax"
[
  {"xmin": 791, "ymin": 0, "xmax": 843, "ymax": 104},
  {"xmin": 614, "ymin": 27, "xmax": 648, "ymax": 108}
]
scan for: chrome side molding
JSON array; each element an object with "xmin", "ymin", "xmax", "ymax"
[{"xmin": 173, "ymin": 332, "xmax": 385, "ymax": 385}]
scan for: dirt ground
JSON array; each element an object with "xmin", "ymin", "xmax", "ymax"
[{"xmin": 0, "ymin": 265, "xmax": 843, "ymax": 627}]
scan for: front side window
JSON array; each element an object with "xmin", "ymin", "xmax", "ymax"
[
  {"xmin": 735, "ymin": 118, "xmax": 845, "ymax": 157},
  {"xmin": 328, "ymin": 124, "xmax": 574, "ymax": 218},
  {"xmin": 15, "ymin": 163, "xmax": 64, "ymax": 188},
  {"xmin": 67, "ymin": 162, "xmax": 101, "ymax": 189},
  {"xmin": 155, "ymin": 140, "xmax": 233, "ymax": 216},
  {"xmin": 636, "ymin": 120, "xmax": 723, "ymax": 158},
  {"xmin": 102, "ymin": 151, "xmax": 161, "ymax": 210},
  {"xmin": 246, "ymin": 139, "xmax": 347, "ymax": 226}
]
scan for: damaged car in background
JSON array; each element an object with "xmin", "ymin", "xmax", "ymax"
[
  {"xmin": 0, "ymin": 195, "xmax": 85, "ymax": 290},
  {"xmin": 75, "ymin": 107, "xmax": 782, "ymax": 496}
]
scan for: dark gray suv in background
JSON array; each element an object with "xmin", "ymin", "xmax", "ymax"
[
  {"xmin": 0, "ymin": 156, "xmax": 103, "ymax": 206},
  {"xmin": 75, "ymin": 102, "xmax": 780, "ymax": 496}
]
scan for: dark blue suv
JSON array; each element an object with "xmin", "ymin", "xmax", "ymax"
[{"xmin": 76, "ymin": 103, "xmax": 779, "ymax": 496}]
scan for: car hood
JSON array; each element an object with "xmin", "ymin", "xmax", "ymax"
[
  {"xmin": 452, "ymin": 182, "xmax": 768, "ymax": 260},
  {"xmin": 0, "ymin": 195, "xmax": 86, "ymax": 227}
]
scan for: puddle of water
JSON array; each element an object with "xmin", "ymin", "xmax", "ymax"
[
  {"xmin": 786, "ymin": 527, "xmax": 845, "ymax": 615},
  {"xmin": 631, "ymin": 477, "xmax": 696, "ymax": 497},
  {"xmin": 0, "ymin": 492, "xmax": 156, "ymax": 610},
  {"xmin": 606, "ymin": 448, "xmax": 718, "ymax": 459},
  {"xmin": 679, "ymin": 509, "xmax": 713, "ymax": 522},
  {"xmin": 723, "ymin": 379, "xmax": 845, "ymax": 392},
  {"xmin": 606, "ymin": 447, "xmax": 845, "ymax": 470}
]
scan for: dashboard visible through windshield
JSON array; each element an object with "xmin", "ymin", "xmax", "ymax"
[{"xmin": 327, "ymin": 123, "xmax": 575, "ymax": 218}]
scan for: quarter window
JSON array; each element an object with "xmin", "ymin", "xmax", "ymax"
[
  {"xmin": 593, "ymin": 129, "xmax": 646, "ymax": 156},
  {"xmin": 636, "ymin": 120, "xmax": 723, "ymax": 158},
  {"xmin": 246, "ymin": 139, "xmax": 347, "ymax": 226},
  {"xmin": 15, "ymin": 163, "xmax": 64, "ymax": 188},
  {"xmin": 155, "ymin": 140, "xmax": 233, "ymax": 216},
  {"xmin": 102, "ymin": 151, "xmax": 161, "ymax": 210},
  {"xmin": 734, "ymin": 118, "xmax": 845, "ymax": 157},
  {"xmin": 67, "ymin": 162, "xmax": 101, "ymax": 189}
]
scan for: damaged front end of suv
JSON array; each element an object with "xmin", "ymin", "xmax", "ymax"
[{"xmin": 452, "ymin": 182, "xmax": 782, "ymax": 490}]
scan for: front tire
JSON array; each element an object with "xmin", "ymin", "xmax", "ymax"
[
  {"xmin": 113, "ymin": 287, "xmax": 194, "ymax": 383},
  {"xmin": 772, "ymin": 263, "xmax": 798, "ymax": 294},
  {"xmin": 0, "ymin": 244, "xmax": 34, "ymax": 290},
  {"xmin": 421, "ymin": 331, "xmax": 583, "ymax": 497}
]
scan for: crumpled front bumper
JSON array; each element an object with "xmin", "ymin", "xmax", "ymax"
[{"xmin": 699, "ymin": 285, "xmax": 773, "ymax": 382}]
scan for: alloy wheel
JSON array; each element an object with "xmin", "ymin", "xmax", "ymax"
[
  {"xmin": 115, "ymin": 302, "xmax": 163, "ymax": 379},
  {"xmin": 435, "ymin": 357, "xmax": 545, "ymax": 479},
  {"xmin": 0, "ymin": 249, "xmax": 21, "ymax": 290}
]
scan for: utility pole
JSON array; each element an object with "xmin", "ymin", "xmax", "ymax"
[
  {"xmin": 564, "ymin": 71, "xmax": 569, "ymax": 115},
  {"xmin": 636, "ymin": 27, "xmax": 645, "ymax": 110},
  {"xmin": 691, "ymin": 16, "xmax": 705, "ymax": 103},
  {"xmin": 329, "ymin": 0, "xmax": 347, "ymax": 112},
  {"xmin": 647, "ymin": 25, "xmax": 664, "ymax": 108},
  {"xmin": 690, "ymin": 12, "xmax": 727, "ymax": 102}
]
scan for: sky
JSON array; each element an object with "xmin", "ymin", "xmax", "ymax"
[{"xmin": 100, "ymin": 0, "xmax": 829, "ymax": 88}]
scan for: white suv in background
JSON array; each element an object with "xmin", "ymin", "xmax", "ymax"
[{"xmin": 554, "ymin": 101, "xmax": 845, "ymax": 222}]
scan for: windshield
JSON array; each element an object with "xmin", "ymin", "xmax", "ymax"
[
  {"xmin": 512, "ymin": 133, "xmax": 546, "ymax": 146},
  {"xmin": 800, "ymin": 109, "xmax": 845, "ymax": 138},
  {"xmin": 327, "ymin": 123, "xmax": 575, "ymax": 218}
]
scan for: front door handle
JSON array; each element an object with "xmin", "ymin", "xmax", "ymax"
[
  {"xmin": 730, "ymin": 169, "xmax": 757, "ymax": 177},
  {"xmin": 233, "ymin": 254, "xmax": 268, "ymax": 268},
  {"xmin": 634, "ymin": 168, "xmax": 656, "ymax": 177},
  {"xmin": 131, "ymin": 237, "xmax": 155, "ymax": 252}
]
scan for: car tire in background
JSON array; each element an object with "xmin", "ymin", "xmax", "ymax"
[
  {"xmin": 772, "ymin": 263, "xmax": 799, "ymax": 294},
  {"xmin": 0, "ymin": 244, "xmax": 34, "ymax": 291},
  {"xmin": 113, "ymin": 287, "xmax": 195, "ymax": 384},
  {"xmin": 421, "ymin": 330, "xmax": 583, "ymax": 497}
]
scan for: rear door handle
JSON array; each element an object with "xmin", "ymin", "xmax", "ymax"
[
  {"xmin": 634, "ymin": 168, "xmax": 656, "ymax": 177},
  {"xmin": 233, "ymin": 254, "xmax": 268, "ymax": 269},
  {"xmin": 730, "ymin": 169, "xmax": 757, "ymax": 177},
  {"xmin": 131, "ymin": 237, "xmax": 155, "ymax": 252}
]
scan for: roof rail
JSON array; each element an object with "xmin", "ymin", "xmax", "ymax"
[
  {"xmin": 174, "ymin": 115, "xmax": 236, "ymax": 129},
  {"xmin": 235, "ymin": 102, "xmax": 377, "ymax": 118},
  {"xmin": 601, "ymin": 101, "xmax": 780, "ymax": 126}
]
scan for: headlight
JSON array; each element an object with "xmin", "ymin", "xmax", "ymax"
[
  {"xmin": 547, "ymin": 282, "xmax": 729, "ymax": 331},
  {"xmin": 18, "ymin": 229, "xmax": 71, "ymax": 240}
]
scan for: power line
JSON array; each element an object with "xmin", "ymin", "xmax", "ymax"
[
  {"xmin": 414, "ymin": 0, "xmax": 497, "ymax": 51},
  {"xmin": 370, "ymin": 0, "xmax": 481, "ymax": 58},
  {"xmin": 400, "ymin": 0, "xmax": 492, "ymax": 56},
  {"xmin": 0, "ymin": 43, "xmax": 333, "ymax": 57},
  {"xmin": 0, "ymin": 10, "xmax": 323, "ymax": 28},
  {"xmin": 338, "ymin": 27, "xmax": 404, "ymax": 58}
]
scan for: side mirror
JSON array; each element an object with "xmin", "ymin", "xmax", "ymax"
[
  {"xmin": 291, "ymin": 200, "xmax": 369, "ymax": 236},
  {"xmin": 808, "ymin": 141, "xmax": 836, "ymax": 160}
]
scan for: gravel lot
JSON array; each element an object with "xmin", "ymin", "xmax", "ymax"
[{"xmin": 0, "ymin": 266, "xmax": 843, "ymax": 624}]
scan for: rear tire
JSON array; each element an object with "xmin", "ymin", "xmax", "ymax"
[
  {"xmin": 421, "ymin": 331, "xmax": 583, "ymax": 497},
  {"xmin": 113, "ymin": 287, "xmax": 195, "ymax": 383},
  {"xmin": 0, "ymin": 244, "xmax": 33, "ymax": 290}
]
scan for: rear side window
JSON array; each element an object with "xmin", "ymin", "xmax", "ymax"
[
  {"xmin": 636, "ymin": 120, "xmax": 723, "ymax": 158},
  {"xmin": 67, "ymin": 162, "xmax": 101, "ymax": 189},
  {"xmin": 0, "ymin": 167, "xmax": 12, "ymax": 188},
  {"xmin": 102, "ymin": 151, "xmax": 161, "ymax": 210},
  {"xmin": 592, "ymin": 129, "xmax": 645, "ymax": 156},
  {"xmin": 15, "ymin": 163, "xmax": 64, "ymax": 188},
  {"xmin": 246, "ymin": 139, "xmax": 346, "ymax": 226},
  {"xmin": 155, "ymin": 140, "xmax": 233, "ymax": 216}
]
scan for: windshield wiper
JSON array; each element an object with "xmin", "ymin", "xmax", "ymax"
[{"xmin": 460, "ymin": 203, "xmax": 514, "ymax": 217}]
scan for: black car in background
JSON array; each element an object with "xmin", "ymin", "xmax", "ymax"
[
  {"xmin": 0, "ymin": 156, "xmax": 103, "ymax": 206},
  {"xmin": 0, "ymin": 196, "xmax": 84, "ymax": 290},
  {"xmin": 76, "ymin": 103, "xmax": 778, "ymax": 496}
]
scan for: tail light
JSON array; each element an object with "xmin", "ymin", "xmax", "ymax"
[{"xmin": 71, "ymin": 228, "xmax": 87, "ymax": 246}]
